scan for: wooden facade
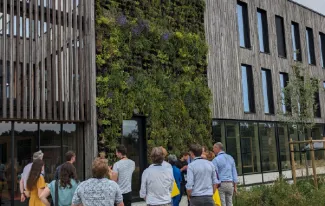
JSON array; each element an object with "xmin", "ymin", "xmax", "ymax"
[
  {"xmin": 0, "ymin": 0, "xmax": 96, "ymax": 177},
  {"xmin": 205, "ymin": 0, "xmax": 325, "ymax": 123}
]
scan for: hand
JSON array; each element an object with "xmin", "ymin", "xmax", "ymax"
[
  {"xmin": 20, "ymin": 194, "xmax": 25, "ymax": 202},
  {"xmin": 234, "ymin": 185, "xmax": 237, "ymax": 194}
]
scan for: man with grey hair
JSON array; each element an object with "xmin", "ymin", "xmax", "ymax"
[
  {"xmin": 140, "ymin": 147, "xmax": 173, "ymax": 206},
  {"xmin": 19, "ymin": 150, "xmax": 44, "ymax": 202},
  {"xmin": 212, "ymin": 142, "xmax": 238, "ymax": 206}
]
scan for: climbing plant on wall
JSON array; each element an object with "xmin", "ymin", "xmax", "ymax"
[{"xmin": 96, "ymin": 0, "xmax": 212, "ymax": 160}]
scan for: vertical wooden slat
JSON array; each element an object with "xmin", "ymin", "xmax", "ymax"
[
  {"xmin": 73, "ymin": 0, "xmax": 79, "ymax": 120},
  {"xmin": 28, "ymin": 0, "xmax": 33, "ymax": 119},
  {"xmin": 63, "ymin": 0, "xmax": 68, "ymax": 120},
  {"xmin": 22, "ymin": 0, "xmax": 27, "ymax": 119},
  {"xmin": 35, "ymin": 0, "xmax": 40, "ymax": 119},
  {"xmin": 46, "ymin": 0, "xmax": 52, "ymax": 119},
  {"xmin": 79, "ymin": 0, "xmax": 84, "ymax": 120},
  {"xmin": 40, "ymin": 0, "xmax": 45, "ymax": 119},
  {"xmin": 68, "ymin": 0, "xmax": 74, "ymax": 120},
  {"xmin": 52, "ymin": 0, "xmax": 57, "ymax": 120},
  {"xmin": 84, "ymin": 0, "xmax": 89, "ymax": 121},
  {"xmin": 2, "ymin": 0, "xmax": 7, "ymax": 118},
  {"xmin": 57, "ymin": 0, "xmax": 63, "ymax": 120},
  {"xmin": 9, "ymin": 0, "xmax": 14, "ymax": 118},
  {"xmin": 16, "ymin": 0, "xmax": 21, "ymax": 118}
]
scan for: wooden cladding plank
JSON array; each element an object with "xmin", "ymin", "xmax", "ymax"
[
  {"xmin": 63, "ymin": 0, "xmax": 68, "ymax": 120},
  {"xmin": 52, "ymin": 0, "xmax": 57, "ymax": 120},
  {"xmin": 34, "ymin": 0, "xmax": 40, "ymax": 119},
  {"xmin": 84, "ymin": 0, "xmax": 89, "ymax": 121},
  {"xmin": 9, "ymin": 0, "xmax": 14, "ymax": 118},
  {"xmin": 79, "ymin": 0, "xmax": 84, "ymax": 120},
  {"xmin": 22, "ymin": 0, "xmax": 27, "ymax": 119},
  {"xmin": 69, "ymin": 0, "xmax": 74, "ymax": 120},
  {"xmin": 28, "ymin": 0, "xmax": 33, "ymax": 119},
  {"xmin": 73, "ymin": 0, "xmax": 79, "ymax": 120},
  {"xmin": 2, "ymin": 0, "xmax": 7, "ymax": 118},
  {"xmin": 46, "ymin": 0, "xmax": 52, "ymax": 119},
  {"xmin": 16, "ymin": 0, "xmax": 21, "ymax": 118},
  {"xmin": 40, "ymin": 0, "xmax": 45, "ymax": 119},
  {"xmin": 57, "ymin": 0, "xmax": 63, "ymax": 120}
]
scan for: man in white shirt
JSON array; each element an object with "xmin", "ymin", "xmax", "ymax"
[
  {"xmin": 112, "ymin": 145, "xmax": 135, "ymax": 206},
  {"xmin": 19, "ymin": 150, "xmax": 44, "ymax": 202}
]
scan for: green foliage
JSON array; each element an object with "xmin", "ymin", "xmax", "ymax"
[
  {"xmin": 95, "ymin": 0, "xmax": 212, "ymax": 160},
  {"xmin": 235, "ymin": 178, "xmax": 325, "ymax": 206},
  {"xmin": 278, "ymin": 63, "xmax": 320, "ymax": 134}
]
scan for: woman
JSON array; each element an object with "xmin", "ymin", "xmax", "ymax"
[
  {"xmin": 40, "ymin": 162, "xmax": 78, "ymax": 206},
  {"xmin": 25, "ymin": 159, "xmax": 46, "ymax": 206},
  {"xmin": 206, "ymin": 151, "xmax": 216, "ymax": 161},
  {"xmin": 168, "ymin": 154, "xmax": 182, "ymax": 206},
  {"xmin": 202, "ymin": 146, "xmax": 209, "ymax": 159}
]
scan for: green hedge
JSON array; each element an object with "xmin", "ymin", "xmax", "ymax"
[{"xmin": 95, "ymin": 0, "xmax": 212, "ymax": 159}]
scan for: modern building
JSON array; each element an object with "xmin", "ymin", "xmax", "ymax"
[
  {"xmin": 205, "ymin": 0, "xmax": 325, "ymax": 185},
  {"xmin": 0, "ymin": 0, "xmax": 96, "ymax": 205}
]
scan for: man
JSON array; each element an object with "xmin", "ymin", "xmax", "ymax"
[
  {"xmin": 20, "ymin": 150, "xmax": 44, "ymax": 202},
  {"xmin": 140, "ymin": 147, "xmax": 174, "ymax": 206},
  {"xmin": 149, "ymin": 147, "xmax": 173, "ymax": 174},
  {"xmin": 212, "ymin": 142, "xmax": 238, "ymax": 206},
  {"xmin": 54, "ymin": 151, "xmax": 76, "ymax": 179},
  {"xmin": 176, "ymin": 152, "xmax": 189, "ymax": 199},
  {"xmin": 72, "ymin": 158, "xmax": 124, "ymax": 206},
  {"xmin": 112, "ymin": 145, "xmax": 135, "ymax": 206},
  {"xmin": 186, "ymin": 144, "xmax": 218, "ymax": 206}
]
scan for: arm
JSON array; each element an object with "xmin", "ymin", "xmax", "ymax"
[
  {"xmin": 185, "ymin": 166, "xmax": 194, "ymax": 199},
  {"xmin": 111, "ymin": 164, "xmax": 118, "ymax": 182},
  {"xmin": 72, "ymin": 185, "xmax": 82, "ymax": 206},
  {"xmin": 139, "ymin": 170, "xmax": 147, "ymax": 199},
  {"xmin": 232, "ymin": 159, "xmax": 238, "ymax": 193},
  {"xmin": 212, "ymin": 158, "xmax": 221, "ymax": 185},
  {"xmin": 20, "ymin": 178, "xmax": 26, "ymax": 202},
  {"xmin": 39, "ymin": 187, "xmax": 51, "ymax": 206},
  {"xmin": 211, "ymin": 164, "xmax": 218, "ymax": 193},
  {"xmin": 114, "ymin": 183, "xmax": 124, "ymax": 206}
]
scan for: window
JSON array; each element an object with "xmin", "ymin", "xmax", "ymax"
[
  {"xmin": 261, "ymin": 69, "xmax": 274, "ymax": 114},
  {"xmin": 320, "ymin": 32, "xmax": 325, "ymax": 68},
  {"xmin": 280, "ymin": 73, "xmax": 290, "ymax": 113},
  {"xmin": 241, "ymin": 64, "xmax": 255, "ymax": 113},
  {"xmin": 291, "ymin": 22, "xmax": 302, "ymax": 61},
  {"xmin": 312, "ymin": 79, "xmax": 321, "ymax": 117},
  {"xmin": 275, "ymin": 16, "xmax": 286, "ymax": 57},
  {"xmin": 323, "ymin": 81, "xmax": 325, "ymax": 89},
  {"xmin": 306, "ymin": 27, "xmax": 316, "ymax": 65},
  {"xmin": 257, "ymin": 9, "xmax": 269, "ymax": 53},
  {"xmin": 259, "ymin": 123, "xmax": 278, "ymax": 172},
  {"xmin": 237, "ymin": 1, "xmax": 250, "ymax": 48}
]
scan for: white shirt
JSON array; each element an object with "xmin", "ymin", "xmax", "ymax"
[
  {"xmin": 140, "ymin": 164, "xmax": 173, "ymax": 205},
  {"xmin": 113, "ymin": 159, "xmax": 135, "ymax": 194},
  {"xmin": 149, "ymin": 161, "xmax": 173, "ymax": 176},
  {"xmin": 21, "ymin": 163, "xmax": 32, "ymax": 189}
]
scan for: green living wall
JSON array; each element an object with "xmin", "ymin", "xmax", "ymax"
[{"xmin": 96, "ymin": 0, "xmax": 212, "ymax": 159}]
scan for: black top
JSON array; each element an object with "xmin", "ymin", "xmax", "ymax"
[{"xmin": 176, "ymin": 160, "xmax": 188, "ymax": 184}]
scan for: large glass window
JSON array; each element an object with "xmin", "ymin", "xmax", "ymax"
[
  {"xmin": 40, "ymin": 123, "xmax": 61, "ymax": 183},
  {"xmin": 240, "ymin": 122, "xmax": 261, "ymax": 173},
  {"xmin": 278, "ymin": 124, "xmax": 290, "ymax": 170},
  {"xmin": 261, "ymin": 69, "xmax": 274, "ymax": 114},
  {"xmin": 241, "ymin": 64, "xmax": 255, "ymax": 113},
  {"xmin": 306, "ymin": 27, "xmax": 316, "ymax": 65},
  {"xmin": 225, "ymin": 122, "xmax": 242, "ymax": 175},
  {"xmin": 257, "ymin": 8, "xmax": 269, "ymax": 53},
  {"xmin": 237, "ymin": 2, "xmax": 250, "ymax": 48},
  {"xmin": 275, "ymin": 15, "xmax": 286, "ymax": 57},
  {"xmin": 212, "ymin": 121, "xmax": 225, "ymax": 144},
  {"xmin": 320, "ymin": 32, "xmax": 325, "ymax": 68},
  {"xmin": 291, "ymin": 22, "xmax": 302, "ymax": 61},
  {"xmin": 280, "ymin": 73, "xmax": 290, "ymax": 113},
  {"xmin": 259, "ymin": 123, "xmax": 278, "ymax": 172}
]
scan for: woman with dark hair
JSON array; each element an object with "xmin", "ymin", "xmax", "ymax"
[
  {"xmin": 24, "ymin": 159, "xmax": 46, "ymax": 206},
  {"xmin": 39, "ymin": 162, "xmax": 78, "ymax": 206}
]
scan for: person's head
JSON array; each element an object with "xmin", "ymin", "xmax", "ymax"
[
  {"xmin": 92, "ymin": 158, "xmax": 108, "ymax": 179},
  {"xmin": 116, "ymin": 145, "xmax": 127, "ymax": 159},
  {"xmin": 33, "ymin": 150, "xmax": 44, "ymax": 161},
  {"xmin": 202, "ymin": 146, "xmax": 208, "ymax": 153},
  {"xmin": 160, "ymin": 147, "xmax": 168, "ymax": 159},
  {"xmin": 65, "ymin": 151, "xmax": 76, "ymax": 164},
  {"xmin": 151, "ymin": 147, "xmax": 164, "ymax": 165},
  {"xmin": 213, "ymin": 142, "xmax": 224, "ymax": 155},
  {"xmin": 168, "ymin": 154, "xmax": 178, "ymax": 166},
  {"xmin": 181, "ymin": 152, "xmax": 189, "ymax": 161},
  {"xmin": 59, "ymin": 162, "xmax": 78, "ymax": 188},
  {"xmin": 99, "ymin": 152, "xmax": 106, "ymax": 159},
  {"xmin": 206, "ymin": 151, "xmax": 216, "ymax": 161},
  {"xmin": 189, "ymin": 144, "xmax": 202, "ymax": 158},
  {"xmin": 27, "ymin": 159, "xmax": 44, "ymax": 191}
]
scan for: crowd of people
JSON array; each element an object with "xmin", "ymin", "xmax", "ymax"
[{"xmin": 17, "ymin": 142, "xmax": 237, "ymax": 206}]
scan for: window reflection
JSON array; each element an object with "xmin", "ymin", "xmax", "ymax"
[
  {"xmin": 259, "ymin": 123, "xmax": 278, "ymax": 172},
  {"xmin": 278, "ymin": 124, "xmax": 290, "ymax": 170},
  {"xmin": 225, "ymin": 122, "xmax": 242, "ymax": 175}
]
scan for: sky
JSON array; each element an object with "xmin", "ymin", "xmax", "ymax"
[{"xmin": 293, "ymin": 0, "xmax": 325, "ymax": 15}]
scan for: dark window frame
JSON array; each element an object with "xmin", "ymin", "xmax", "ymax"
[
  {"xmin": 319, "ymin": 32, "xmax": 325, "ymax": 68},
  {"xmin": 275, "ymin": 15, "xmax": 287, "ymax": 58},
  {"xmin": 306, "ymin": 27, "xmax": 316, "ymax": 65},
  {"xmin": 241, "ymin": 64, "xmax": 255, "ymax": 113},
  {"xmin": 237, "ymin": 1, "xmax": 251, "ymax": 48},
  {"xmin": 291, "ymin": 22, "xmax": 302, "ymax": 61},
  {"xmin": 257, "ymin": 8, "xmax": 270, "ymax": 53},
  {"xmin": 261, "ymin": 68, "xmax": 274, "ymax": 114},
  {"xmin": 279, "ymin": 72, "xmax": 291, "ymax": 113}
]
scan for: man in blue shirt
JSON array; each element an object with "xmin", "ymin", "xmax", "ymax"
[
  {"xmin": 186, "ymin": 144, "xmax": 218, "ymax": 206},
  {"xmin": 212, "ymin": 142, "xmax": 238, "ymax": 206}
]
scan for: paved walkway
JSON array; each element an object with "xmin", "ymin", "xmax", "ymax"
[{"xmin": 132, "ymin": 196, "xmax": 188, "ymax": 206}]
